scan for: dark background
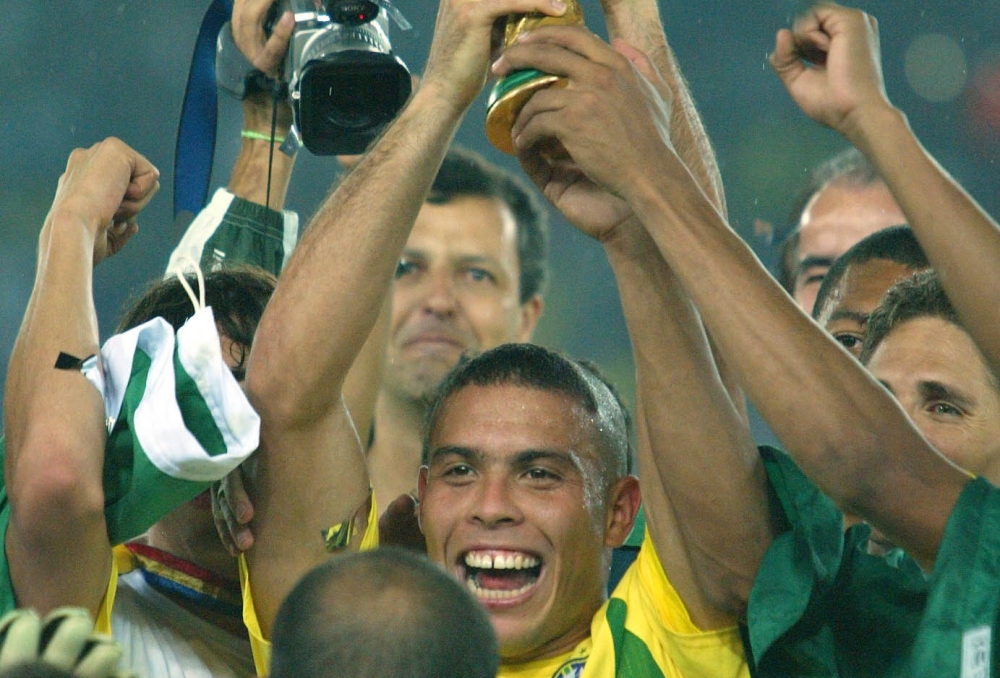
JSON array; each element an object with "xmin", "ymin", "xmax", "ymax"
[{"xmin": 2, "ymin": 1, "xmax": 999, "ymax": 441}]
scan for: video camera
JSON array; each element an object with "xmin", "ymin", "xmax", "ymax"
[{"xmin": 252, "ymin": 0, "xmax": 412, "ymax": 155}]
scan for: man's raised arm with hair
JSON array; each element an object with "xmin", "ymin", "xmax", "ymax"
[
  {"xmin": 503, "ymin": 4, "xmax": 969, "ymax": 572},
  {"xmin": 238, "ymin": 0, "xmax": 570, "ymax": 638},
  {"xmin": 4, "ymin": 139, "xmax": 158, "ymax": 615},
  {"xmin": 597, "ymin": 0, "xmax": 743, "ymax": 418},
  {"xmin": 203, "ymin": 0, "xmax": 391, "ymax": 555},
  {"xmin": 498, "ymin": 26, "xmax": 774, "ymax": 627},
  {"xmin": 770, "ymin": 1, "xmax": 1000, "ymax": 376}
]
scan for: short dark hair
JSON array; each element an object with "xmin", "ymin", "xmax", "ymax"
[
  {"xmin": 778, "ymin": 147, "xmax": 885, "ymax": 293},
  {"xmin": 269, "ymin": 548, "xmax": 498, "ymax": 678},
  {"xmin": 422, "ymin": 343, "xmax": 632, "ymax": 482},
  {"xmin": 860, "ymin": 270, "xmax": 961, "ymax": 364},
  {"xmin": 812, "ymin": 225, "xmax": 929, "ymax": 321},
  {"xmin": 430, "ymin": 147, "xmax": 549, "ymax": 304},
  {"xmin": 116, "ymin": 266, "xmax": 276, "ymax": 377}
]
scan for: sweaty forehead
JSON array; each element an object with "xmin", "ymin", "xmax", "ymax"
[
  {"xmin": 798, "ymin": 182, "xmax": 904, "ymax": 258},
  {"xmin": 430, "ymin": 384, "xmax": 598, "ymax": 456},
  {"xmin": 816, "ymin": 259, "xmax": 916, "ymax": 326},
  {"xmin": 408, "ymin": 196, "xmax": 518, "ymax": 261}
]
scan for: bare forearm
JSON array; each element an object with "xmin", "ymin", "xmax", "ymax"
[
  {"xmin": 5, "ymin": 216, "xmax": 110, "ymax": 614},
  {"xmin": 626, "ymin": 154, "xmax": 965, "ymax": 566},
  {"xmin": 600, "ymin": 0, "xmax": 742, "ymax": 427},
  {"xmin": 226, "ymin": 97, "xmax": 296, "ymax": 209},
  {"xmin": 602, "ymin": 0, "xmax": 725, "ymax": 215},
  {"xmin": 242, "ymin": 84, "xmax": 466, "ymax": 632},
  {"xmin": 7, "ymin": 217, "xmax": 104, "ymax": 472},
  {"xmin": 604, "ymin": 224, "xmax": 769, "ymax": 620},
  {"xmin": 660, "ymin": 58, "xmax": 726, "ymax": 216},
  {"xmin": 847, "ymin": 105, "xmax": 1000, "ymax": 375}
]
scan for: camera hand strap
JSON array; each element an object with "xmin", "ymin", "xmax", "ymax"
[{"xmin": 174, "ymin": 0, "xmax": 233, "ymax": 222}]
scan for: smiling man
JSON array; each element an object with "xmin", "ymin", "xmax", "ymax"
[
  {"xmin": 420, "ymin": 346, "xmax": 639, "ymax": 675},
  {"xmin": 417, "ymin": 343, "xmax": 748, "ymax": 676}
]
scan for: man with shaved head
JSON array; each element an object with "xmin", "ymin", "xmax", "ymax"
[{"xmin": 270, "ymin": 547, "xmax": 498, "ymax": 678}]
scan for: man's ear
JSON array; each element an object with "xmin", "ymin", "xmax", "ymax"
[
  {"xmin": 516, "ymin": 294, "xmax": 544, "ymax": 342},
  {"xmin": 604, "ymin": 475, "xmax": 641, "ymax": 548}
]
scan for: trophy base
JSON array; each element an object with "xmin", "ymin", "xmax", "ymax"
[{"xmin": 485, "ymin": 69, "xmax": 562, "ymax": 155}]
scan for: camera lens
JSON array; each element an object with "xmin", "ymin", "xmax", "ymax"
[
  {"xmin": 298, "ymin": 53, "xmax": 411, "ymax": 154},
  {"xmin": 320, "ymin": 72, "xmax": 382, "ymax": 129}
]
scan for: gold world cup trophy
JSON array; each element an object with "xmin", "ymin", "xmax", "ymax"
[{"xmin": 484, "ymin": 1, "xmax": 585, "ymax": 154}]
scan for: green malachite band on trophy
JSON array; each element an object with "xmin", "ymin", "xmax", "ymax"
[
  {"xmin": 485, "ymin": 69, "xmax": 560, "ymax": 154},
  {"xmin": 487, "ymin": 68, "xmax": 547, "ymax": 109}
]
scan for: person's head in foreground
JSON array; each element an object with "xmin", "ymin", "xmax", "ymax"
[{"xmin": 269, "ymin": 547, "xmax": 498, "ymax": 678}]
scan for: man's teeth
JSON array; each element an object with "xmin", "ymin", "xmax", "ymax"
[
  {"xmin": 464, "ymin": 552, "xmax": 540, "ymax": 570},
  {"xmin": 467, "ymin": 578, "xmax": 534, "ymax": 599}
]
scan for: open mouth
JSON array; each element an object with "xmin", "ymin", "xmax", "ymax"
[
  {"xmin": 462, "ymin": 550, "xmax": 542, "ymax": 601},
  {"xmin": 405, "ymin": 335, "xmax": 466, "ymax": 351}
]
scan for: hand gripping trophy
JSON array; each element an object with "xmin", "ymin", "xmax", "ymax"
[{"xmin": 484, "ymin": 0, "xmax": 584, "ymax": 154}]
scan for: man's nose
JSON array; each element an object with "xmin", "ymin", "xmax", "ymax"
[
  {"xmin": 470, "ymin": 474, "xmax": 522, "ymax": 528},
  {"xmin": 420, "ymin": 269, "xmax": 458, "ymax": 316}
]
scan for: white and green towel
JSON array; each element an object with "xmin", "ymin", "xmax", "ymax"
[
  {"xmin": 0, "ymin": 305, "xmax": 259, "ymax": 613},
  {"xmin": 84, "ymin": 306, "xmax": 259, "ymax": 543}
]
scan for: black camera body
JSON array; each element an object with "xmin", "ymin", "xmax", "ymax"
[{"xmin": 270, "ymin": 0, "xmax": 412, "ymax": 155}]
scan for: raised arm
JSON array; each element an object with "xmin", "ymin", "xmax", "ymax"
[
  {"xmin": 599, "ymin": 0, "xmax": 725, "ymax": 216},
  {"xmin": 770, "ymin": 1, "xmax": 1000, "ymax": 376},
  {"xmin": 501, "ymin": 28, "xmax": 772, "ymax": 623},
  {"xmin": 503, "ymin": 18, "xmax": 968, "ymax": 570},
  {"xmin": 225, "ymin": 95, "xmax": 296, "ymax": 209},
  {"xmin": 607, "ymin": 223, "xmax": 771, "ymax": 623},
  {"xmin": 240, "ymin": 0, "xmax": 569, "ymax": 634},
  {"xmin": 4, "ymin": 139, "xmax": 158, "ymax": 615},
  {"xmin": 228, "ymin": 0, "xmax": 386, "ymax": 430},
  {"xmin": 620, "ymin": 133, "xmax": 967, "ymax": 571},
  {"xmin": 206, "ymin": 0, "xmax": 389, "ymax": 555},
  {"xmin": 226, "ymin": 0, "xmax": 297, "ymax": 209},
  {"xmin": 597, "ymin": 0, "xmax": 745, "ymax": 419}
]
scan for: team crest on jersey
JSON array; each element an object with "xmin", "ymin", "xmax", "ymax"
[{"xmin": 552, "ymin": 658, "xmax": 586, "ymax": 678}]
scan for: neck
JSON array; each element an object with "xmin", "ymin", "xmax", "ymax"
[
  {"xmin": 145, "ymin": 521, "xmax": 240, "ymax": 582},
  {"xmin": 368, "ymin": 391, "xmax": 427, "ymax": 513},
  {"xmin": 499, "ymin": 624, "xmax": 594, "ymax": 669}
]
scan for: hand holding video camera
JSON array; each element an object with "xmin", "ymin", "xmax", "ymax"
[{"xmin": 219, "ymin": 0, "xmax": 413, "ymax": 155}]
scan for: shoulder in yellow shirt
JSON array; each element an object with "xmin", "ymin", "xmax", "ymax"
[{"xmin": 500, "ymin": 529, "xmax": 748, "ymax": 678}]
